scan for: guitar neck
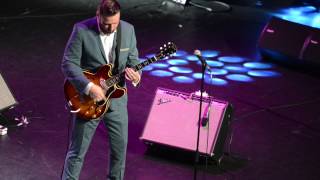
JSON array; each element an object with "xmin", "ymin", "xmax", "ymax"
[
  {"xmin": 106, "ymin": 42, "xmax": 176, "ymax": 86},
  {"xmin": 132, "ymin": 55, "xmax": 160, "ymax": 72},
  {"xmin": 107, "ymin": 55, "xmax": 161, "ymax": 86}
]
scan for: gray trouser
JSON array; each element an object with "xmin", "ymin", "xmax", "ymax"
[{"xmin": 62, "ymin": 108, "xmax": 128, "ymax": 180}]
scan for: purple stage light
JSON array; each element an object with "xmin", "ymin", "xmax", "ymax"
[
  {"xmin": 218, "ymin": 56, "xmax": 246, "ymax": 63},
  {"xmin": 150, "ymin": 70, "xmax": 174, "ymax": 77},
  {"xmin": 185, "ymin": 55, "xmax": 199, "ymax": 61},
  {"xmin": 169, "ymin": 67, "xmax": 193, "ymax": 74},
  {"xmin": 150, "ymin": 63, "xmax": 169, "ymax": 68},
  {"xmin": 172, "ymin": 76, "xmax": 195, "ymax": 83},
  {"xmin": 196, "ymin": 60, "xmax": 224, "ymax": 67},
  {"xmin": 167, "ymin": 59, "xmax": 189, "ymax": 65},
  {"xmin": 142, "ymin": 66, "xmax": 153, "ymax": 71},
  {"xmin": 243, "ymin": 62, "xmax": 273, "ymax": 69},
  {"xmin": 248, "ymin": 70, "xmax": 281, "ymax": 77},
  {"xmin": 172, "ymin": 50, "xmax": 188, "ymax": 57},
  {"xmin": 201, "ymin": 50, "xmax": 220, "ymax": 58},
  {"xmin": 224, "ymin": 66, "xmax": 249, "ymax": 73},
  {"xmin": 207, "ymin": 68, "xmax": 228, "ymax": 75},
  {"xmin": 204, "ymin": 77, "xmax": 228, "ymax": 86},
  {"xmin": 226, "ymin": 74, "xmax": 254, "ymax": 82}
]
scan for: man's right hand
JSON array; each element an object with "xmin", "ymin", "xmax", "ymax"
[{"xmin": 88, "ymin": 84, "xmax": 106, "ymax": 102}]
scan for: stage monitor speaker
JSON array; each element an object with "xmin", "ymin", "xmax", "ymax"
[
  {"xmin": 140, "ymin": 87, "xmax": 232, "ymax": 158},
  {"xmin": 0, "ymin": 73, "xmax": 17, "ymax": 111},
  {"xmin": 258, "ymin": 16, "xmax": 320, "ymax": 65},
  {"xmin": 303, "ymin": 31, "xmax": 320, "ymax": 64}
]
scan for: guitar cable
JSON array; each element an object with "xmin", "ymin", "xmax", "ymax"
[
  {"xmin": 201, "ymin": 67, "xmax": 217, "ymax": 180},
  {"xmin": 202, "ymin": 67, "xmax": 236, "ymax": 180}
]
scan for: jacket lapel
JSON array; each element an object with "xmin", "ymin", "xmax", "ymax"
[
  {"xmin": 90, "ymin": 18, "xmax": 122, "ymax": 66},
  {"xmin": 92, "ymin": 17, "xmax": 108, "ymax": 63},
  {"xmin": 112, "ymin": 22, "xmax": 122, "ymax": 74}
]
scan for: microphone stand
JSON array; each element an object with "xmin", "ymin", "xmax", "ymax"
[{"xmin": 193, "ymin": 58, "xmax": 206, "ymax": 180}]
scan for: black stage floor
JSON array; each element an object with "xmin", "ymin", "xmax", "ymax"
[{"xmin": 1, "ymin": 0, "xmax": 320, "ymax": 179}]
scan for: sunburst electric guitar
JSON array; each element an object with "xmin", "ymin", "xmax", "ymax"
[{"xmin": 64, "ymin": 42, "xmax": 177, "ymax": 120}]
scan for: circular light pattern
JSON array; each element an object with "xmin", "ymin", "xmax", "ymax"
[
  {"xmin": 192, "ymin": 73, "xmax": 207, "ymax": 79},
  {"xmin": 145, "ymin": 53, "xmax": 155, "ymax": 58},
  {"xmin": 172, "ymin": 76, "xmax": 195, "ymax": 83},
  {"xmin": 226, "ymin": 74, "xmax": 254, "ymax": 82},
  {"xmin": 201, "ymin": 50, "xmax": 220, "ymax": 58},
  {"xmin": 139, "ymin": 58, "xmax": 147, "ymax": 62},
  {"xmin": 218, "ymin": 56, "xmax": 246, "ymax": 63},
  {"xmin": 312, "ymin": 14, "xmax": 320, "ymax": 28},
  {"xmin": 192, "ymin": 74, "xmax": 228, "ymax": 85},
  {"xmin": 294, "ymin": 6, "xmax": 317, "ymax": 13},
  {"xmin": 173, "ymin": 50, "xmax": 188, "ymax": 57},
  {"xmin": 206, "ymin": 60, "xmax": 225, "ymax": 67},
  {"xmin": 243, "ymin": 62, "xmax": 273, "ymax": 69},
  {"xmin": 207, "ymin": 68, "xmax": 228, "ymax": 76},
  {"xmin": 283, "ymin": 6, "xmax": 317, "ymax": 15},
  {"xmin": 142, "ymin": 66, "xmax": 153, "ymax": 71},
  {"xmin": 286, "ymin": 9, "xmax": 302, "ymax": 16},
  {"xmin": 196, "ymin": 60, "xmax": 224, "ymax": 67},
  {"xmin": 224, "ymin": 66, "xmax": 249, "ymax": 73},
  {"xmin": 248, "ymin": 70, "xmax": 281, "ymax": 77},
  {"xmin": 167, "ymin": 59, "xmax": 189, "ymax": 66},
  {"xmin": 150, "ymin": 70, "xmax": 174, "ymax": 77},
  {"xmin": 142, "ymin": 48, "xmax": 281, "ymax": 85},
  {"xmin": 151, "ymin": 63, "xmax": 169, "ymax": 68},
  {"xmin": 204, "ymin": 77, "xmax": 228, "ymax": 86},
  {"xmin": 169, "ymin": 67, "xmax": 193, "ymax": 74},
  {"xmin": 274, "ymin": 6, "xmax": 320, "ymax": 29},
  {"xmin": 185, "ymin": 55, "xmax": 199, "ymax": 61}
]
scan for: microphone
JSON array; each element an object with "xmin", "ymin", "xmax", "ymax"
[{"xmin": 194, "ymin": 50, "xmax": 211, "ymax": 72}]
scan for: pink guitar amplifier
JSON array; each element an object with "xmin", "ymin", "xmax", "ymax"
[{"xmin": 140, "ymin": 87, "xmax": 232, "ymax": 157}]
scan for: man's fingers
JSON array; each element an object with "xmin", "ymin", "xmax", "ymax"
[
  {"xmin": 125, "ymin": 69, "xmax": 133, "ymax": 80},
  {"xmin": 89, "ymin": 84, "xmax": 106, "ymax": 102},
  {"xmin": 125, "ymin": 73, "xmax": 131, "ymax": 81},
  {"xmin": 125, "ymin": 68, "xmax": 140, "ymax": 82}
]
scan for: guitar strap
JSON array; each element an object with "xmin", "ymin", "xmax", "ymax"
[{"xmin": 113, "ymin": 22, "xmax": 121, "ymax": 75}]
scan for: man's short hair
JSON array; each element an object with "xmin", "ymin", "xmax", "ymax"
[{"xmin": 97, "ymin": 0, "xmax": 121, "ymax": 17}]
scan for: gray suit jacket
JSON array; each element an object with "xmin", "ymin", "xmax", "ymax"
[{"xmin": 61, "ymin": 17, "xmax": 140, "ymax": 110}]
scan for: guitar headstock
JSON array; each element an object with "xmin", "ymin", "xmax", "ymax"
[{"xmin": 156, "ymin": 42, "xmax": 177, "ymax": 60}]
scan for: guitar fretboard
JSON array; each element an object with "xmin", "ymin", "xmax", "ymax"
[
  {"xmin": 105, "ymin": 55, "xmax": 160, "ymax": 87},
  {"xmin": 104, "ymin": 41, "xmax": 176, "ymax": 87},
  {"xmin": 132, "ymin": 56, "xmax": 159, "ymax": 72}
]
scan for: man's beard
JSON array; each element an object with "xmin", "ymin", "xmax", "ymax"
[{"xmin": 101, "ymin": 27, "xmax": 113, "ymax": 34}]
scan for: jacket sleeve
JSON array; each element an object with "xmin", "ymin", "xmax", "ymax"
[
  {"xmin": 61, "ymin": 24, "xmax": 90, "ymax": 93},
  {"xmin": 126, "ymin": 26, "xmax": 142, "ymax": 86}
]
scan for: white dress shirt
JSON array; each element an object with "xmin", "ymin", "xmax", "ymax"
[
  {"xmin": 84, "ymin": 29, "xmax": 115, "ymax": 95},
  {"xmin": 100, "ymin": 31, "xmax": 116, "ymax": 64}
]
